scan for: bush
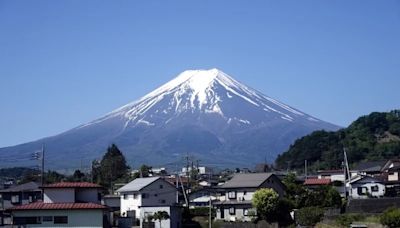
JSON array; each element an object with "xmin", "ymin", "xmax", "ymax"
[
  {"xmin": 335, "ymin": 213, "xmax": 365, "ymax": 227},
  {"xmin": 296, "ymin": 206, "xmax": 324, "ymax": 226},
  {"xmin": 380, "ymin": 207, "xmax": 400, "ymax": 228}
]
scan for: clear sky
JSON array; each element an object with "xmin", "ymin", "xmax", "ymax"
[{"xmin": 0, "ymin": 1, "xmax": 399, "ymax": 148}]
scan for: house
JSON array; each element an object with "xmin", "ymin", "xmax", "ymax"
[
  {"xmin": 0, "ymin": 182, "xmax": 41, "ymax": 226},
  {"xmin": 350, "ymin": 161, "xmax": 387, "ymax": 178},
  {"xmin": 188, "ymin": 188, "xmax": 217, "ymax": 208},
  {"xmin": 9, "ymin": 182, "xmax": 107, "ymax": 227},
  {"xmin": 117, "ymin": 177, "xmax": 181, "ymax": 228},
  {"xmin": 102, "ymin": 194, "xmax": 120, "ymax": 227},
  {"xmin": 349, "ymin": 176, "xmax": 385, "ymax": 199},
  {"xmin": 317, "ymin": 170, "xmax": 345, "ymax": 183},
  {"xmin": 214, "ymin": 173, "xmax": 285, "ymax": 222}
]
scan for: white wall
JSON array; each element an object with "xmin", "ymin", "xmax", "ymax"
[
  {"xmin": 12, "ymin": 209, "xmax": 103, "ymax": 228},
  {"xmin": 351, "ymin": 182, "xmax": 385, "ymax": 199},
  {"xmin": 44, "ymin": 189, "xmax": 75, "ymax": 203},
  {"xmin": 120, "ymin": 192, "xmax": 142, "ymax": 218},
  {"xmin": 388, "ymin": 172, "xmax": 399, "ymax": 181}
]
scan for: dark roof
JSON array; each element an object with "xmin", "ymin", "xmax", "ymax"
[
  {"xmin": 10, "ymin": 202, "xmax": 107, "ymax": 210},
  {"xmin": 304, "ymin": 178, "xmax": 331, "ymax": 185},
  {"xmin": 353, "ymin": 161, "xmax": 387, "ymax": 172},
  {"xmin": 221, "ymin": 173, "xmax": 273, "ymax": 188},
  {"xmin": 318, "ymin": 170, "xmax": 344, "ymax": 174},
  {"xmin": 0, "ymin": 182, "xmax": 40, "ymax": 193},
  {"xmin": 42, "ymin": 182, "xmax": 102, "ymax": 188}
]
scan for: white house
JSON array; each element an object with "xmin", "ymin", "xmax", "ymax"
[
  {"xmin": 214, "ymin": 173, "xmax": 286, "ymax": 222},
  {"xmin": 10, "ymin": 182, "xmax": 107, "ymax": 227},
  {"xmin": 349, "ymin": 176, "xmax": 386, "ymax": 199},
  {"xmin": 117, "ymin": 177, "xmax": 181, "ymax": 228}
]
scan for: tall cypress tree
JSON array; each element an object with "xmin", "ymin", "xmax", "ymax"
[{"xmin": 99, "ymin": 144, "xmax": 130, "ymax": 190}]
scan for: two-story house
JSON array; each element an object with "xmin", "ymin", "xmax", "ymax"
[
  {"xmin": 117, "ymin": 177, "xmax": 181, "ymax": 228},
  {"xmin": 0, "ymin": 182, "xmax": 41, "ymax": 226},
  {"xmin": 9, "ymin": 182, "xmax": 107, "ymax": 227},
  {"xmin": 214, "ymin": 173, "xmax": 285, "ymax": 222}
]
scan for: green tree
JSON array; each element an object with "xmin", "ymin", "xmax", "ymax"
[
  {"xmin": 152, "ymin": 211, "xmax": 170, "ymax": 228},
  {"xmin": 252, "ymin": 188, "xmax": 279, "ymax": 222},
  {"xmin": 99, "ymin": 144, "xmax": 130, "ymax": 191},
  {"xmin": 380, "ymin": 207, "xmax": 400, "ymax": 228},
  {"xmin": 134, "ymin": 164, "xmax": 152, "ymax": 178},
  {"xmin": 71, "ymin": 169, "xmax": 85, "ymax": 182},
  {"xmin": 296, "ymin": 206, "xmax": 324, "ymax": 226}
]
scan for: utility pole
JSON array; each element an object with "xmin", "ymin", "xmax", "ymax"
[
  {"xmin": 208, "ymin": 171, "xmax": 212, "ymax": 228},
  {"xmin": 41, "ymin": 144, "xmax": 45, "ymax": 187},
  {"xmin": 304, "ymin": 160, "xmax": 308, "ymax": 179}
]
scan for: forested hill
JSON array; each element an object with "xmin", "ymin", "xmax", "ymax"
[{"xmin": 275, "ymin": 110, "xmax": 400, "ymax": 171}]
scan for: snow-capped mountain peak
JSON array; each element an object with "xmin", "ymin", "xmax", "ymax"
[{"xmin": 84, "ymin": 68, "xmax": 323, "ymax": 130}]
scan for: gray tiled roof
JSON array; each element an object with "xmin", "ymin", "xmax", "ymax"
[
  {"xmin": 221, "ymin": 173, "xmax": 273, "ymax": 188},
  {"xmin": 116, "ymin": 177, "xmax": 160, "ymax": 193},
  {"xmin": 353, "ymin": 161, "xmax": 386, "ymax": 172},
  {"xmin": 0, "ymin": 182, "xmax": 40, "ymax": 193}
]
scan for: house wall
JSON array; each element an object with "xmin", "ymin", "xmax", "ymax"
[
  {"xmin": 216, "ymin": 205, "xmax": 254, "ymax": 222},
  {"xmin": 76, "ymin": 189, "xmax": 100, "ymax": 203},
  {"xmin": 139, "ymin": 206, "xmax": 181, "ymax": 228},
  {"xmin": 351, "ymin": 182, "xmax": 385, "ymax": 199},
  {"xmin": 388, "ymin": 172, "xmax": 399, "ymax": 181},
  {"xmin": 120, "ymin": 192, "xmax": 142, "ymax": 218},
  {"xmin": 141, "ymin": 179, "xmax": 177, "ymax": 206},
  {"xmin": 119, "ymin": 179, "xmax": 177, "ymax": 222},
  {"xmin": 12, "ymin": 209, "xmax": 103, "ymax": 228},
  {"xmin": 44, "ymin": 189, "xmax": 75, "ymax": 203}
]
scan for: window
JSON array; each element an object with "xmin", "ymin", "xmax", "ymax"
[
  {"xmin": 142, "ymin": 193, "xmax": 149, "ymax": 199},
  {"xmin": 371, "ymin": 185, "xmax": 379, "ymax": 192},
  {"xmin": 42, "ymin": 216, "xmax": 53, "ymax": 222},
  {"xmin": 357, "ymin": 187, "xmax": 367, "ymax": 195},
  {"xmin": 28, "ymin": 195, "xmax": 33, "ymax": 203},
  {"xmin": 229, "ymin": 207, "xmax": 235, "ymax": 215},
  {"xmin": 123, "ymin": 194, "xmax": 129, "ymax": 199},
  {"xmin": 243, "ymin": 209, "xmax": 249, "ymax": 216},
  {"xmin": 98, "ymin": 193, "xmax": 101, "ymax": 201},
  {"xmin": 11, "ymin": 195, "xmax": 20, "ymax": 203},
  {"xmin": 54, "ymin": 216, "xmax": 68, "ymax": 224},
  {"xmin": 228, "ymin": 191, "xmax": 236, "ymax": 199},
  {"xmin": 14, "ymin": 217, "xmax": 41, "ymax": 225},
  {"xmin": 133, "ymin": 193, "xmax": 138, "ymax": 199},
  {"xmin": 160, "ymin": 184, "xmax": 163, "ymax": 189},
  {"xmin": 159, "ymin": 199, "xmax": 166, "ymax": 204}
]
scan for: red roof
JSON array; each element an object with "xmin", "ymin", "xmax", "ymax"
[
  {"xmin": 304, "ymin": 178, "xmax": 331, "ymax": 185},
  {"xmin": 10, "ymin": 202, "xmax": 107, "ymax": 210},
  {"xmin": 42, "ymin": 182, "xmax": 102, "ymax": 188}
]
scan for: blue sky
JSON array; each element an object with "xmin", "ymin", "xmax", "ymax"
[{"xmin": 0, "ymin": 1, "xmax": 399, "ymax": 147}]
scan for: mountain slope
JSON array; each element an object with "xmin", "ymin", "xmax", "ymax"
[
  {"xmin": 0, "ymin": 69, "xmax": 339, "ymax": 170},
  {"xmin": 275, "ymin": 110, "xmax": 400, "ymax": 170}
]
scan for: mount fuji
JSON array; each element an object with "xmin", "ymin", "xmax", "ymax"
[{"xmin": 0, "ymin": 69, "xmax": 339, "ymax": 170}]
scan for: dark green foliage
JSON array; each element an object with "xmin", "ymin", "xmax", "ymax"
[
  {"xmin": 380, "ymin": 207, "xmax": 400, "ymax": 228},
  {"xmin": 296, "ymin": 206, "xmax": 324, "ymax": 226},
  {"xmin": 152, "ymin": 211, "xmax": 170, "ymax": 228},
  {"xmin": 0, "ymin": 167, "xmax": 39, "ymax": 181},
  {"xmin": 45, "ymin": 170, "xmax": 65, "ymax": 183},
  {"xmin": 133, "ymin": 164, "xmax": 152, "ymax": 178},
  {"xmin": 252, "ymin": 188, "xmax": 279, "ymax": 222},
  {"xmin": 189, "ymin": 207, "xmax": 215, "ymax": 217},
  {"xmin": 335, "ymin": 214, "xmax": 365, "ymax": 227},
  {"xmin": 282, "ymin": 173, "xmax": 341, "ymax": 209},
  {"xmin": 93, "ymin": 144, "xmax": 130, "ymax": 190},
  {"xmin": 276, "ymin": 110, "xmax": 400, "ymax": 170}
]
